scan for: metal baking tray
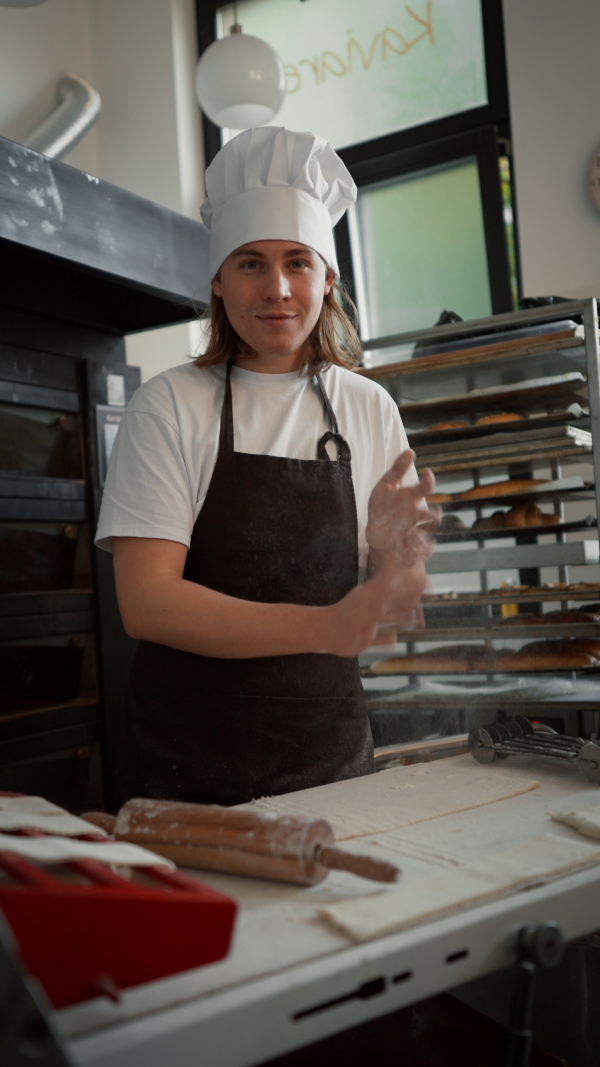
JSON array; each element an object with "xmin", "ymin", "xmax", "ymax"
[
  {"xmin": 408, "ymin": 410, "xmax": 590, "ymax": 447},
  {"xmin": 434, "ymin": 518, "xmax": 597, "ymax": 544},
  {"xmin": 415, "ymin": 425, "xmax": 592, "ymax": 475},
  {"xmin": 391, "ymin": 624, "xmax": 600, "ymax": 642},
  {"xmin": 432, "ymin": 480, "xmax": 594, "ymax": 512},
  {"xmin": 416, "ymin": 423, "xmax": 592, "ymax": 458},
  {"xmin": 425, "ymin": 443, "xmax": 592, "ymax": 476},
  {"xmin": 398, "ymin": 372, "xmax": 588, "ymax": 424},
  {"xmin": 422, "ymin": 586, "xmax": 600, "ymax": 607},
  {"xmin": 363, "ymin": 664, "xmax": 600, "ymax": 677}
]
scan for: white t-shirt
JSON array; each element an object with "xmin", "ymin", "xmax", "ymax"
[{"xmin": 95, "ymin": 360, "xmax": 415, "ymax": 576}]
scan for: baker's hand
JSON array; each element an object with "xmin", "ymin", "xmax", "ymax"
[
  {"xmin": 317, "ymin": 557, "xmax": 425, "ymax": 658},
  {"xmin": 366, "ymin": 450, "xmax": 439, "ymax": 566}
]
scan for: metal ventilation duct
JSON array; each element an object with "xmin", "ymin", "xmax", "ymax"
[{"xmin": 22, "ymin": 73, "xmax": 101, "ymax": 160}]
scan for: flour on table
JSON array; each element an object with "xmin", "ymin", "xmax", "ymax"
[
  {"xmin": 318, "ymin": 834, "xmax": 600, "ymax": 942},
  {"xmin": 239, "ymin": 764, "xmax": 540, "ymax": 840}
]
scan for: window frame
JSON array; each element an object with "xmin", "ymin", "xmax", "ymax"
[
  {"xmin": 335, "ymin": 125, "xmax": 514, "ymax": 330},
  {"xmin": 195, "ymin": 0, "xmax": 511, "ymax": 168}
]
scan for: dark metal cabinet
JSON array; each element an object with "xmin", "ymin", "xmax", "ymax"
[{"xmin": 0, "ymin": 137, "xmax": 208, "ymax": 810}]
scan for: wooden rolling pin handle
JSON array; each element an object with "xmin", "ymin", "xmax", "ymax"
[{"xmin": 315, "ymin": 845, "xmax": 401, "ymax": 884}]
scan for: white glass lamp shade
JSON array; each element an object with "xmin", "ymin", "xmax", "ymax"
[{"xmin": 195, "ymin": 32, "xmax": 285, "ymax": 129}]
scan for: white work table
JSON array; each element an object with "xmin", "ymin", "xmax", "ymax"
[{"xmin": 59, "ymin": 754, "xmax": 600, "ymax": 1067}]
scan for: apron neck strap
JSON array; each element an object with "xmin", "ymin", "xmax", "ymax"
[
  {"xmin": 219, "ymin": 362, "xmax": 350, "ymax": 462},
  {"xmin": 219, "ymin": 361, "xmax": 235, "ymax": 453},
  {"xmin": 314, "ymin": 374, "xmax": 351, "ymax": 463},
  {"xmin": 314, "ymin": 373, "xmax": 339, "ymax": 435}
]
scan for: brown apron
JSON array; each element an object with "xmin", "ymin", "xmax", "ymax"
[{"xmin": 117, "ymin": 362, "xmax": 373, "ymax": 805}]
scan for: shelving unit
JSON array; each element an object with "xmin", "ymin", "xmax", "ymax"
[{"xmin": 359, "ymin": 299, "xmax": 600, "ymax": 744}]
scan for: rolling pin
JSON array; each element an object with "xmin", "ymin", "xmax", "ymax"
[{"xmin": 82, "ymin": 798, "xmax": 400, "ymax": 886}]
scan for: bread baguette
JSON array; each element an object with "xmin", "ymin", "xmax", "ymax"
[
  {"xmin": 368, "ymin": 645, "xmax": 482, "ymax": 675},
  {"xmin": 498, "ymin": 609, "xmax": 600, "ymax": 627},
  {"xmin": 497, "ymin": 649, "xmax": 596, "ymax": 670},
  {"xmin": 476, "ymin": 412, "xmax": 523, "ymax": 425},
  {"xmin": 428, "ymin": 420, "xmax": 469, "ymax": 431},
  {"xmin": 458, "ymin": 479, "xmax": 549, "ymax": 501}
]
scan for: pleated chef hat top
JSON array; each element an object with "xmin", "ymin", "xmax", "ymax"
[{"xmin": 200, "ymin": 127, "xmax": 357, "ymax": 290}]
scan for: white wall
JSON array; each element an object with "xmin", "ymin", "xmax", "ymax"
[
  {"xmin": 0, "ymin": 0, "xmax": 97, "ymax": 174},
  {"xmin": 0, "ymin": 0, "xmax": 205, "ymax": 382},
  {"xmin": 503, "ymin": 0, "xmax": 600, "ymax": 299}
]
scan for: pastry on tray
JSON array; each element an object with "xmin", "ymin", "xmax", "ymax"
[
  {"xmin": 498, "ymin": 607, "xmax": 600, "ymax": 626},
  {"xmin": 427, "ymin": 413, "xmax": 523, "ymax": 432},
  {"xmin": 471, "ymin": 503, "xmax": 560, "ymax": 531},
  {"xmin": 475, "ymin": 412, "xmax": 524, "ymax": 425},
  {"xmin": 429, "ymin": 478, "xmax": 549, "ymax": 505},
  {"xmin": 365, "ymin": 638, "xmax": 600, "ymax": 675},
  {"xmin": 428, "ymin": 420, "xmax": 469, "ymax": 431}
]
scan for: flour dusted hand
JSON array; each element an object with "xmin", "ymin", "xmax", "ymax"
[
  {"xmin": 319, "ymin": 560, "xmax": 425, "ymax": 657},
  {"xmin": 366, "ymin": 450, "xmax": 438, "ymax": 565}
]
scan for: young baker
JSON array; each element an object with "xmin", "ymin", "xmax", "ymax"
[{"xmin": 96, "ymin": 127, "xmax": 436, "ymax": 806}]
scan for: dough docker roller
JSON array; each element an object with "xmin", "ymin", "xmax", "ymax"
[
  {"xmin": 469, "ymin": 715, "xmax": 600, "ymax": 783},
  {"xmin": 82, "ymin": 799, "xmax": 400, "ymax": 886}
]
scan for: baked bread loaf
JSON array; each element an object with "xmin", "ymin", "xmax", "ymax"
[
  {"xmin": 367, "ymin": 645, "xmax": 487, "ymax": 675},
  {"xmin": 496, "ymin": 639, "xmax": 600, "ymax": 670},
  {"xmin": 471, "ymin": 503, "xmax": 560, "ymax": 532},
  {"xmin": 428, "ymin": 420, "xmax": 469, "ymax": 431},
  {"xmin": 458, "ymin": 479, "xmax": 549, "ymax": 501},
  {"xmin": 371, "ymin": 642, "xmax": 516, "ymax": 674},
  {"xmin": 476, "ymin": 412, "xmax": 523, "ymax": 425},
  {"xmin": 428, "ymin": 490, "xmax": 454, "ymax": 504},
  {"xmin": 472, "ymin": 510, "xmax": 508, "ymax": 532},
  {"xmin": 499, "ymin": 608, "xmax": 600, "ymax": 626},
  {"xmin": 496, "ymin": 647, "xmax": 597, "ymax": 670}
]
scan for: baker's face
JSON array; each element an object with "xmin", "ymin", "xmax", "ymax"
[{"xmin": 212, "ymin": 239, "xmax": 335, "ymax": 372}]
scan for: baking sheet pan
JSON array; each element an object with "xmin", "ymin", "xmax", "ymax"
[
  {"xmin": 431, "ymin": 479, "xmax": 594, "ymax": 511},
  {"xmin": 398, "ymin": 373, "xmax": 588, "ymax": 424},
  {"xmin": 408, "ymin": 409, "xmax": 590, "ymax": 446},
  {"xmin": 433, "ymin": 518, "xmax": 597, "ymax": 543},
  {"xmin": 422, "ymin": 586, "xmax": 600, "ymax": 607}
]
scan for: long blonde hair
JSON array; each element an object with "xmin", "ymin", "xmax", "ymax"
[{"xmin": 194, "ymin": 280, "xmax": 362, "ymax": 375}]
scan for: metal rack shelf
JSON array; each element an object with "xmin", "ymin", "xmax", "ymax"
[
  {"xmin": 359, "ymin": 299, "xmax": 600, "ymax": 738},
  {"xmin": 429, "ymin": 539, "xmax": 600, "ymax": 574}
]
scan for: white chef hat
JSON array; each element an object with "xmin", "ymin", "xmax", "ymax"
[{"xmin": 199, "ymin": 127, "xmax": 356, "ymax": 295}]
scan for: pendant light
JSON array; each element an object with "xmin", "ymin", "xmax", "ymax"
[{"xmin": 195, "ymin": 4, "xmax": 285, "ymax": 129}]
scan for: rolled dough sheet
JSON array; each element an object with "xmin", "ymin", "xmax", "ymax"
[
  {"xmin": 318, "ymin": 834, "xmax": 600, "ymax": 943},
  {"xmin": 0, "ymin": 795, "xmax": 108, "ymax": 837},
  {"xmin": 241, "ymin": 764, "xmax": 540, "ymax": 840},
  {"xmin": 0, "ymin": 812, "xmax": 109, "ymax": 837},
  {"xmin": 0, "ymin": 833, "xmax": 174, "ymax": 869},
  {"xmin": 0, "ymin": 795, "xmax": 69, "ymax": 815},
  {"xmin": 551, "ymin": 806, "xmax": 600, "ymax": 840}
]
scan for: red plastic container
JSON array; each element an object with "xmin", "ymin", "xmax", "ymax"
[{"xmin": 0, "ymin": 807, "xmax": 237, "ymax": 1009}]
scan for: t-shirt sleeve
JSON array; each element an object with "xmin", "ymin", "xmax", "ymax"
[{"xmin": 95, "ymin": 406, "xmax": 195, "ymax": 552}]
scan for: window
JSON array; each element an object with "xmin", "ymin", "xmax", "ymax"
[
  {"xmin": 214, "ymin": 0, "xmax": 488, "ymax": 151},
  {"xmin": 350, "ymin": 157, "xmax": 492, "ymax": 343}
]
